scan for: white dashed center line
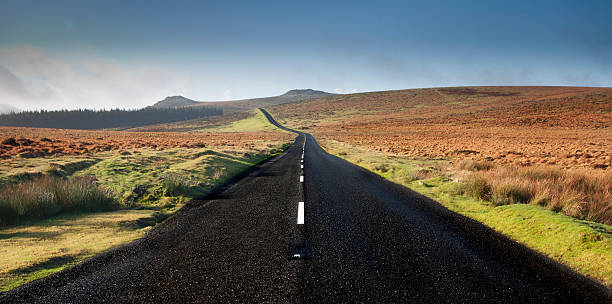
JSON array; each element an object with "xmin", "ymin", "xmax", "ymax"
[
  {"xmin": 297, "ymin": 201, "xmax": 304, "ymax": 224},
  {"xmin": 300, "ymin": 175, "xmax": 304, "ymax": 182}
]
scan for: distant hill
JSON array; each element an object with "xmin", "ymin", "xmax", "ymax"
[
  {"xmin": 151, "ymin": 96, "xmax": 200, "ymax": 109},
  {"xmin": 151, "ymin": 89, "xmax": 335, "ymax": 113},
  {"xmin": 0, "ymin": 104, "xmax": 20, "ymax": 114}
]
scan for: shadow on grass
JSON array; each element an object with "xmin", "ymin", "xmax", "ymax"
[
  {"xmin": 8, "ymin": 255, "xmax": 78, "ymax": 276},
  {"xmin": 583, "ymin": 221, "xmax": 612, "ymax": 236},
  {"xmin": 118, "ymin": 213, "xmax": 169, "ymax": 230},
  {"xmin": 0, "ymin": 231, "xmax": 62, "ymax": 240},
  {"xmin": 195, "ymin": 149, "xmax": 268, "ymax": 163}
]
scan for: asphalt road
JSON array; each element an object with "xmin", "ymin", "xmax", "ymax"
[{"xmin": 1, "ymin": 110, "xmax": 610, "ymax": 303}]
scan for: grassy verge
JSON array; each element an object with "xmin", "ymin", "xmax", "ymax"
[
  {"xmin": 319, "ymin": 138, "xmax": 612, "ymax": 288},
  {"xmin": 460, "ymin": 164, "xmax": 612, "ymax": 224},
  {"xmin": 0, "ymin": 109, "xmax": 294, "ymax": 291},
  {"xmin": 77, "ymin": 148, "xmax": 283, "ymax": 206},
  {"xmin": 0, "ymin": 176, "xmax": 118, "ymax": 227},
  {"xmin": 0, "ymin": 210, "xmax": 156, "ymax": 291},
  {"xmin": 0, "ymin": 144, "xmax": 290, "ymax": 291}
]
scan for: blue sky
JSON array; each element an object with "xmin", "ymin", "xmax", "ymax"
[{"xmin": 0, "ymin": 0, "xmax": 611, "ymax": 110}]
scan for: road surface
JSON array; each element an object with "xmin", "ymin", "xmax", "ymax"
[{"xmin": 1, "ymin": 109, "xmax": 609, "ymax": 303}]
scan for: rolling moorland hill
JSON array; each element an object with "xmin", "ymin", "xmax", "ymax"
[
  {"xmin": 268, "ymin": 86, "xmax": 612, "ymax": 225},
  {"xmin": 269, "ymin": 86, "xmax": 612, "ymax": 169},
  {"xmin": 151, "ymin": 89, "xmax": 334, "ymax": 113},
  {"xmin": 150, "ymin": 96, "xmax": 200, "ymax": 108}
]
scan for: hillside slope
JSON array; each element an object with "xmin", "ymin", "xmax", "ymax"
[
  {"xmin": 150, "ymin": 96, "xmax": 199, "ymax": 108},
  {"xmin": 268, "ymin": 86, "xmax": 612, "ymax": 169},
  {"xmin": 152, "ymin": 89, "xmax": 334, "ymax": 113}
]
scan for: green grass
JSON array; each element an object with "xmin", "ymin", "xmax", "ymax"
[
  {"xmin": 0, "ymin": 210, "xmax": 156, "ymax": 291},
  {"xmin": 206, "ymin": 109, "xmax": 288, "ymax": 132},
  {"xmin": 0, "ymin": 176, "xmax": 118, "ymax": 227},
  {"xmin": 0, "ymin": 147, "xmax": 290, "ymax": 291},
  {"xmin": 0, "ymin": 110, "xmax": 293, "ymax": 291},
  {"xmin": 75, "ymin": 147, "xmax": 280, "ymax": 210},
  {"xmin": 320, "ymin": 138, "xmax": 612, "ymax": 288},
  {"xmin": 0, "ymin": 157, "xmax": 100, "ymax": 184}
]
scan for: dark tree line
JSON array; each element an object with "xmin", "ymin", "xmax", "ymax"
[{"xmin": 0, "ymin": 107, "xmax": 223, "ymax": 130}]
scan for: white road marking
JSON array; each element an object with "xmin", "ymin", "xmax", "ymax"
[
  {"xmin": 297, "ymin": 201, "xmax": 304, "ymax": 224},
  {"xmin": 301, "ymin": 164, "xmax": 303, "ymax": 169},
  {"xmin": 300, "ymin": 175, "xmax": 304, "ymax": 182}
]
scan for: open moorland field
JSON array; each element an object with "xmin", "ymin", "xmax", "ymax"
[
  {"xmin": 268, "ymin": 86, "xmax": 612, "ymax": 287},
  {"xmin": 270, "ymin": 86, "xmax": 612, "ymax": 169},
  {"xmin": 0, "ymin": 110, "xmax": 293, "ymax": 291},
  {"xmin": 0, "ymin": 117, "xmax": 276, "ymax": 160}
]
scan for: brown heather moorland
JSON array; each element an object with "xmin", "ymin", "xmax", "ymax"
[
  {"xmin": 0, "ymin": 126, "xmax": 291, "ymax": 159},
  {"xmin": 270, "ymin": 86, "xmax": 612, "ymax": 169},
  {"xmin": 268, "ymin": 86, "xmax": 612, "ymax": 224}
]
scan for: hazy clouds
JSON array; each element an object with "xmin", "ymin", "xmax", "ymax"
[
  {"xmin": 1, "ymin": 44, "xmax": 609, "ymax": 112},
  {"xmin": 1, "ymin": 1, "xmax": 611, "ymax": 110},
  {"xmin": 0, "ymin": 45, "xmax": 190, "ymax": 110}
]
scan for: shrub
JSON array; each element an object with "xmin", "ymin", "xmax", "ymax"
[
  {"xmin": 162, "ymin": 173, "xmax": 191, "ymax": 196},
  {"xmin": 456, "ymin": 159, "xmax": 494, "ymax": 172},
  {"xmin": 463, "ymin": 165, "xmax": 612, "ymax": 224},
  {"xmin": 409, "ymin": 168, "xmax": 439, "ymax": 181},
  {"xmin": 468, "ymin": 176, "xmax": 492, "ymax": 201},
  {"xmin": 0, "ymin": 176, "xmax": 118, "ymax": 227},
  {"xmin": 491, "ymin": 182, "xmax": 531, "ymax": 206},
  {"xmin": 374, "ymin": 163, "xmax": 390, "ymax": 173}
]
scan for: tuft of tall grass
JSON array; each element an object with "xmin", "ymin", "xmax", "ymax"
[
  {"xmin": 0, "ymin": 176, "xmax": 118, "ymax": 227},
  {"xmin": 462, "ymin": 166, "xmax": 612, "ymax": 224},
  {"xmin": 409, "ymin": 168, "xmax": 440, "ymax": 181},
  {"xmin": 161, "ymin": 173, "xmax": 192, "ymax": 196},
  {"xmin": 456, "ymin": 159, "xmax": 494, "ymax": 172}
]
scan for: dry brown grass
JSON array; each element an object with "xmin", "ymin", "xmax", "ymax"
[
  {"xmin": 269, "ymin": 86, "xmax": 612, "ymax": 224},
  {"xmin": 269, "ymin": 86, "xmax": 612, "ymax": 169},
  {"xmin": 456, "ymin": 159, "xmax": 494, "ymax": 171},
  {"xmin": 0, "ymin": 176, "xmax": 118, "ymax": 227},
  {"xmin": 461, "ymin": 164, "xmax": 612, "ymax": 224},
  {"xmin": 0, "ymin": 126, "xmax": 292, "ymax": 159}
]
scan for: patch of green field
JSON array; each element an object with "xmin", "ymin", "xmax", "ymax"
[
  {"xmin": 0, "ymin": 113, "xmax": 292, "ymax": 291},
  {"xmin": 320, "ymin": 138, "xmax": 612, "ymax": 288},
  {"xmin": 206, "ymin": 109, "xmax": 287, "ymax": 132},
  {"xmin": 0, "ymin": 210, "xmax": 155, "ymax": 291},
  {"xmin": 0, "ymin": 157, "xmax": 101, "ymax": 184},
  {"xmin": 0, "ymin": 145, "xmax": 289, "ymax": 291},
  {"xmin": 76, "ymin": 147, "xmax": 280, "ymax": 209}
]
